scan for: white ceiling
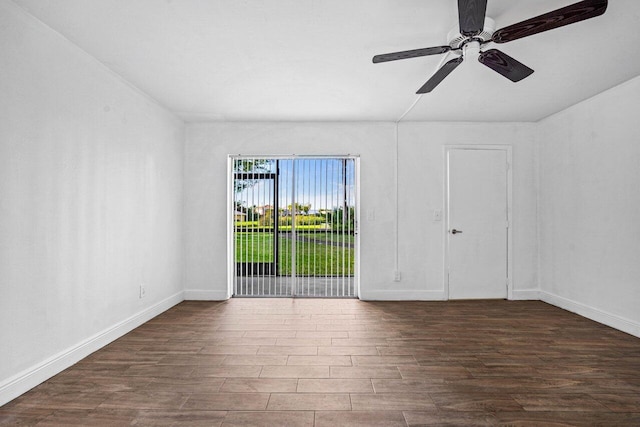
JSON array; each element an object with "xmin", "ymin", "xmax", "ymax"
[{"xmin": 12, "ymin": 0, "xmax": 640, "ymax": 122}]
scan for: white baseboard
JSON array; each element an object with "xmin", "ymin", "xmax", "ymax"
[
  {"xmin": 360, "ymin": 289, "xmax": 447, "ymax": 301},
  {"xmin": 0, "ymin": 291, "xmax": 184, "ymax": 407},
  {"xmin": 511, "ymin": 289, "xmax": 540, "ymax": 300},
  {"xmin": 184, "ymin": 289, "xmax": 230, "ymax": 301},
  {"xmin": 540, "ymin": 290, "xmax": 640, "ymax": 338}
]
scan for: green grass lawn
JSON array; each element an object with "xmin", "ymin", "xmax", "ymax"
[
  {"xmin": 235, "ymin": 232, "xmax": 275, "ymax": 262},
  {"xmin": 235, "ymin": 232, "xmax": 354, "ymax": 276},
  {"xmin": 314, "ymin": 232, "xmax": 355, "ymax": 245}
]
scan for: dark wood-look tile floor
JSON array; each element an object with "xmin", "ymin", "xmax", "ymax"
[{"xmin": 2, "ymin": 299, "xmax": 640, "ymax": 426}]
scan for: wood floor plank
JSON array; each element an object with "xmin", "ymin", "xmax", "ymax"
[
  {"xmin": 191, "ymin": 365, "xmax": 262, "ymax": 378},
  {"xmin": 218, "ymin": 378, "xmax": 298, "ymax": 393},
  {"xmin": 430, "ymin": 392, "xmax": 524, "ymax": 412},
  {"xmin": 315, "ymin": 410, "xmax": 407, "ymax": 427},
  {"xmin": 350, "ymin": 392, "xmax": 436, "ymax": 411},
  {"xmin": 330, "ymin": 366, "xmax": 402, "ymax": 379},
  {"xmin": 266, "ymin": 393, "xmax": 351, "ymax": 411},
  {"xmin": 286, "ymin": 355, "xmax": 352, "ymax": 366},
  {"xmin": 221, "ymin": 411, "xmax": 314, "ymax": 427},
  {"xmin": 98, "ymin": 391, "xmax": 189, "ymax": 410},
  {"xmin": 143, "ymin": 377, "xmax": 225, "ymax": 393},
  {"xmin": 318, "ymin": 346, "xmax": 379, "ymax": 355},
  {"xmin": 297, "ymin": 378, "xmax": 374, "ymax": 393},
  {"xmin": 352, "ymin": 355, "xmax": 418, "ymax": 366},
  {"xmin": 403, "ymin": 410, "xmax": 497, "ymax": 426},
  {"xmin": 259, "ymin": 365, "xmax": 330, "ymax": 378},
  {"xmin": 221, "ymin": 355, "xmax": 288, "ymax": 366},
  {"xmin": 512, "ymin": 393, "xmax": 611, "ymax": 412},
  {"xmin": 182, "ymin": 392, "xmax": 270, "ymax": 411},
  {"xmin": 257, "ymin": 346, "xmax": 317, "ymax": 355}
]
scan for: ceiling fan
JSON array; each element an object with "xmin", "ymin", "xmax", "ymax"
[{"xmin": 372, "ymin": 0, "xmax": 608, "ymax": 93}]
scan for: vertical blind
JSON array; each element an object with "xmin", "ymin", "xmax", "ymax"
[{"xmin": 232, "ymin": 156, "xmax": 357, "ymax": 297}]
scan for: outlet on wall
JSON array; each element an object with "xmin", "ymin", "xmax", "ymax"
[
  {"xmin": 366, "ymin": 209, "xmax": 375, "ymax": 221},
  {"xmin": 139, "ymin": 284, "xmax": 146, "ymax": 299},
  {"xmin": 394, "ymin": 271, "xmax": 401, "ymax": 282}
]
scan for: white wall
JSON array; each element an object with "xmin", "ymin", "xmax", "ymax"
[
  {"xmin": 0, "ymin": 0, "xmax": 185, "ymax": 404},
  {"xmin": 537, "ymin": 76, "xmax": 640, "ymax": 337},
  {"xmin": 398, "ymin": 123, "xmax": 538, "ymax": 299},
  {"xmin": 184, "ymin": 121, "xmax": 538, "ymax": 300},
  {"xmin": 184, "ymin": 122, "xmax": 397, "ymax": 299}
]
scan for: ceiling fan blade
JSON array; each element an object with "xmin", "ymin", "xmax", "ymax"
[
  {"xmin": 478, "ymin": 49, "xmax": 534, "ymax": 82},
  {"xmin": 492, "ymin": 0, "xmax": 608, "ymax": 44},
  {"xmin": 372, "ymin": 46, "xmax": 451, "ymax": 63},
  {"xmin": 417, "ymin": 56, "xmax": 464, "ymax": 94},
  {"xmin": 458, "ymin": 0, "xmax": 488, "ymax": 37}
]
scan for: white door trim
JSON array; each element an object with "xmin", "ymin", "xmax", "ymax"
[
  {"xmin": 226, "ymin": 156, "xmax": 235, "ymax": 299},
  {"xmin": 443, "ymin": 145, "xmax": 513, "ymax": 300}
]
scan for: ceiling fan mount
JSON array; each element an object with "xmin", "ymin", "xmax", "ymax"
[
  {"xmin": 446, "ymin": 17, "xmax": 495, "ymax": 50},
  {"xmin": 372, "ymin": 0, "xmax": 608, "ymax": 94}
]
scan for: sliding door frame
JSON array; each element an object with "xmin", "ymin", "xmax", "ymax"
[{"xmin": 227, "ymin": 154, "xmax": 361, "ymax": 298}]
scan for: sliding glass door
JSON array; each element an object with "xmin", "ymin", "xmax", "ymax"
[{"xmin": 231, "ymin": 156, "xmax": 358, "ymax": 298}]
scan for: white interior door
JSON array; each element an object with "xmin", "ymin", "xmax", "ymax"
[{"xmin": 447, "ymin": 148, "xmax": 509, "ymax": 299}]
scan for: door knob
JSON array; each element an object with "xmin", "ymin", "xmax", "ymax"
[{"xmin": 451, "ymin": 229, "xmax": 463, "ymax": 234}]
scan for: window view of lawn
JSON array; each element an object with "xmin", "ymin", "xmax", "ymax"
[
  {"xmin": 233, "ymin": 157, "xmax": 357, "ymax": 286},
  {"xmin": 235, "ymin": 231, "xmax": 354, "ymax": 276}
]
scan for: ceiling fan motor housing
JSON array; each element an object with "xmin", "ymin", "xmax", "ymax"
[{"xmin": 448, "ymin": 17, "xmax": 495, "ymax": 50}]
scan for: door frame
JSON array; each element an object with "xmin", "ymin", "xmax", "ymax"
[
  {"xmin": 443, "ymin": 145, "xmax": 513, "ymax": 300},
  {"xmin": 227, "ymin": 154, "xmax": 361, "ymax": 299}
]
